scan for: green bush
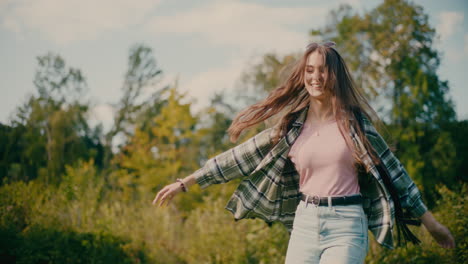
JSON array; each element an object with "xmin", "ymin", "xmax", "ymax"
[
  {"xmin": 365, "ymin": 183, "xmax": 467, "ymax": 264},
  {"xmin": 0, "ymin": 225, "xmax": 146, "ymax": 264},
  {"xmin": 1, "ymin": 159, "xmax": 465, "ymax": 263},
  {"xmin": 0, "ymin": 162, "xmax": 187, "ymax": 263},
  {"xmin": 181, "ymin": 196, "xmax": 289, "ymax": 264}
]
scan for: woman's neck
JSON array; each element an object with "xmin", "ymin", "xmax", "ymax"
[{"xmin": 306, "ymin": 98, "xmax": 334, "ymax": 124}]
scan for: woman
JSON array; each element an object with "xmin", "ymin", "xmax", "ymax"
[{"xmin": 153, "ymin": 42, "xmax": 455, "ymax": 263}]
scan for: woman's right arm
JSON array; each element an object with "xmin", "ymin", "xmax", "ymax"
[
  {"xmin": 153, "ymin": 127, "xmax": 276, "ymax": 207},
  {"xmin": 152, "ymin": 173, "xmax": 198, "ymax": 207}
]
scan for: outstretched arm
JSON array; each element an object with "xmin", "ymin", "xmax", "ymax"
[
  {"xmin": 152, "ymin": 174, "xmax": 197, "ymax": 207},
  {"xmin": 420, "ymin": 211, "xmax": 456, "ymax": 248},
  {"xmin": 153, "ymin": 126, "xmax": 276, "ymax": 207},
  {"xmin": 361, "ymin": 116, "xmax": 456, "ymax": 249}
]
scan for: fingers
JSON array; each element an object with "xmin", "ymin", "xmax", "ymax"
[
  {"xmin": 153, "ymin": 186, "xmax": 177, "ymax": 207},
  {"xmin": 441, "ymin": 239, "xmax": 455, "ymax": 249},
  {"xmin": 434, "ymin": 226, "xmax": 456, "ymax": 249},
  {"xmin": 441, "ymin": 228, "xmax": 456, "ymax": 249},
  {"xmin": 159, "ymin": 192, "xmax": 174, "ymax": 207},
  {"xmin": 445, "ymin": 235, "xmax": 456, "ymax": 249},
  {"xmin": 153, "ymin": 188, "xmax": 169, "ymax": 205}
]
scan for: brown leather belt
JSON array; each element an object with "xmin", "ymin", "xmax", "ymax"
[{"xmin": 300, "ymin": 193, "xmax": 363, "ymax": 206}]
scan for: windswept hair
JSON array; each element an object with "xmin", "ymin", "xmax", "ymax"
[{"xmin": 227, "ymin": 42, "xmax": 384, "ymax": 169}]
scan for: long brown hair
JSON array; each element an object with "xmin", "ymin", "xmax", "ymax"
[{"xmin": 227, "ymin": 42, "xmax": 383, "ymax": 168}]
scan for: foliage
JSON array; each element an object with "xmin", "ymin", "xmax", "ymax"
[
  {"xmin": 104, "ymin": 44, "xmax": 166, "ymax": 167},
  {"xmin": 237, "ymin": 53, "xmax": 300, "ymax": 107},
  {"xmin": 110, "ymin": 86, "xmax": 207, "ymax": 213},
  {"xmin": 365, "ymin": 184, "xmax": 467, "ymax": 264},
  {"xmin": 0, "ymin": 53, "xmax": 103, "ymax": 185},
  {"xmin": 0, "ymin": 225, "xmax": 146, "ymax": 264}
]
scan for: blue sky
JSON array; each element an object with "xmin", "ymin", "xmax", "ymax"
[{"xmin": 1, "ymin": 0, "xmax": 467, "ymax": 131}]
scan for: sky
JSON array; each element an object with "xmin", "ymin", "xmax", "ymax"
[{"xmin": 1, "ymin": 0, "xmax": 467, "ymax": 131}]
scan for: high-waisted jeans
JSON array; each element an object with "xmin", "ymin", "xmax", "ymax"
[{"xmin": 285, "ymin": 198, "xmax": 369, "ymax": 264}]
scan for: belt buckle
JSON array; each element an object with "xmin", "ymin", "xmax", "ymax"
[{"xmin": 311, "ymin": 195, "xmax": 320, "ymax": 206}]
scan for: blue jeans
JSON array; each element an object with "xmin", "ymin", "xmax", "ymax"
[{"xmin": 285, "ymin": 198, "xmax": 368, "ymax": 264}]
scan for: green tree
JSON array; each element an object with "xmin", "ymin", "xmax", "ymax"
[
  {"xmin": 104, "ymin": 44, "xmax": 165, "ymax": 167},
  {"xmin": 237, "ymin": 53, "xmax": 299, "ymax": 107},
  {"xmin": 3, "ymin": 53, "xmax": 100, "ymax": 185},
  {"xmin": 197, "ymin": 91, "xmax": 237, "ymax": 159},
  {"xmin": 112, "ymin": 86, "xmax": 202, "ymax": 204}
]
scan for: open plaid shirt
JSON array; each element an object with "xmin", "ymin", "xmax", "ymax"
[{"xmin": 193, "ymin": 106, "xmax": 428, "ymax": 249}]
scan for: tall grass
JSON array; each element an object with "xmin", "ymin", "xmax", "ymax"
[{"xmin": 0, "ymin": 161, "xmax": 465, "ymax": 263}]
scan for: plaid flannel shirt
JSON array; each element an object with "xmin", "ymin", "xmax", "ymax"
[{"xmin": 192, "ymin": 106, "xmax": 428, "ymax": 249}]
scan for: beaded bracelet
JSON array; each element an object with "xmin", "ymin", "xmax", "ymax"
[{"xmin": 176, "ymin": 178, "xmax": 188, "ymax": 192}]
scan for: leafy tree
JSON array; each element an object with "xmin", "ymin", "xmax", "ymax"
[
  {"xmin": 3, "ymin": 53, "xmax": 100, "ymax": 185},
  {"xmin": 196, "ymin": 91, "xmax": 237, "ymax": 159},
  {"xmin": 236, "ymin": 53, "xmax": 299, "ymax": 108},
  {"xmin": 112, "ymin": 86, "xmax": 202, "ymax": 205},
  {"xmin": 104, "ymin": 44, "xmax": 165, "ymax": 167},
  {"xmin": 0, "ymin": 124, "xmax": 32, "ymax": 182},
  {"xmin": 314, "ymin": 0, "xmax": 456, "ymax": 125}
]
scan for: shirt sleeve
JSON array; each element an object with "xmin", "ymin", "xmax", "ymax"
[
  {"xmin": 193, "ymin": 127, "xmax": 276, "ymax": 189},
  {"xmin": 362, "ymin": 117, "xmax": 428, "ymax": 218}
]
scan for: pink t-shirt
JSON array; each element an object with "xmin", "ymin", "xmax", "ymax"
[{"xmin": 287, "ymin": 119, "xmax": 360, "ymax": 197}]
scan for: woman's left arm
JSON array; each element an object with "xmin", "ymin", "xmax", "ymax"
[
  {"xmin": 361, "ymin": 116, "xmax": 456, "ymax": 249},
  {"xmin": 420, "ymin": 211, "xmax": 456, "ymax": 248}
]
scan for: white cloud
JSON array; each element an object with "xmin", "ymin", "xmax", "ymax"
[
  {"xmin": 436, "ymin": 11, "xmax": 464, "ymax": 41},
  {"xmin": 178, "ymin": 56, "xmax": 248, "ymax": 114},
  {"xmin": 146, "ymin": 0, "xmax": 325, "ymax": 55},
  {"xmin": 0, "ymin": 0, "xmax": 160, "ymax": 45},
  {"xmin": 145, "ymin": 0, "xmax": 332, "ymax": 113}
]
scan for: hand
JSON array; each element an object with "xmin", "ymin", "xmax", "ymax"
[
  {"xmin": 152, "ymin": 182, "xmax": 183, "ymax": 207},
  {"xmin": 421, "ymin": 211, "xmax": 456, "ymax": 249},
  {"xmin": 426, "ymin": 222, "xmax": 456, "ymax": 249}
]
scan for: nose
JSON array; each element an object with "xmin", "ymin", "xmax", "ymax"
[{"xmin": 312, "ymin": 70, "xmax": 321, "ymax": 81}]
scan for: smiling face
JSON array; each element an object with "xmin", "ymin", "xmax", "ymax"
[{"xmin": 303, "ymin": 50, "xmax": 329, "ymax": 100}]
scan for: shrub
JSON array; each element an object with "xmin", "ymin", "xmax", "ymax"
[
  {"xmin": 365, "ymin": 183, "xmax": 467, "ymax": 264},
  {"xmin": 0, "ymin": 225, "xmax": 146, "ymax": 264}
]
